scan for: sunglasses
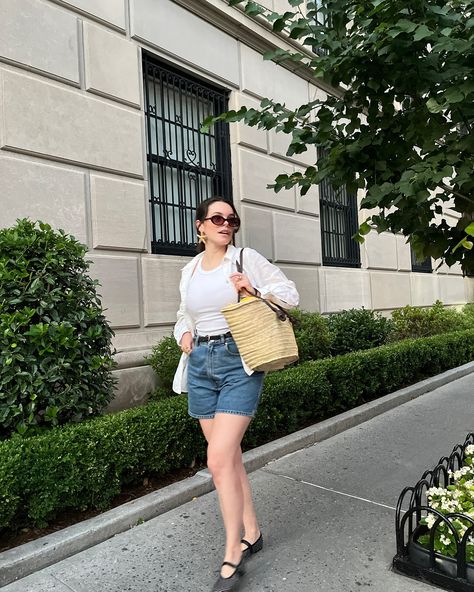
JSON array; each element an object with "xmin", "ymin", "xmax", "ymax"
[{"xmin": 204, "ymin": 215, "xmax": 241, "ymax": 228}]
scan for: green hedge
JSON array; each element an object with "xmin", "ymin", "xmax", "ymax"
[{"xmin": 2, "ymin": 329, "xmax": 474, "ymax": 530}]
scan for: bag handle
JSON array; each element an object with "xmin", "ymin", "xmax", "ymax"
[{"xmin": 236, "ymin": 248, "xmax": 293, "ymax": 323}]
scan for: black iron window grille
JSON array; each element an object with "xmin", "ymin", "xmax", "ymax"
[
  {"xmin": 394, "ymin": 433, "xmax": 474, "ymax": 591},
  {"xmin": 143, "ymin": 54, "xmax": 232, "ymax": 256},
  {"xmin": 318, "ymin": 149, "xmax": 361, "ymax": 268},
  {"xmin": 411, "ymin": 247, "xmax": 433, "ymax": 273},
  {"xmin": 310, "ymin": 0, "xmax": 330, "ymax": 56}
]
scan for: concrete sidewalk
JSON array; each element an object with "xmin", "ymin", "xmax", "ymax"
[{"xmin": 3, "ymin": 372, "xmax": 474, "ymax": 592}]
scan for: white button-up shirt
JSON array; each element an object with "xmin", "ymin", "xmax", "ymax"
[{"xmin": 172, "ymin": 245, "xmax": 299, "ymax": 393}]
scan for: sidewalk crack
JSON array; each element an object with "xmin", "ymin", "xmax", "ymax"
[
  {"xmin": 50, "ymin": 573, "xmax": 78, "ymax": 591},
  {"xmin": 263, "ymin": 468, "xmax": 397, "ymax": 511}
]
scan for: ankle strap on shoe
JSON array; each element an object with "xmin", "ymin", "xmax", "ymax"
[{"xmin": 222, "ymin": 561, "xmax": 239, "ymax": 569}]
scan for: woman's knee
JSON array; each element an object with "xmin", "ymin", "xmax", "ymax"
[{"xmin": 207, "ymin": 447, "xmax": 238, "ymax": 479}]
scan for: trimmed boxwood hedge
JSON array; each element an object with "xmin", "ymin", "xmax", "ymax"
[{"xmin": 2, "ymin": 329, "xmax": 474, "ymax": 530}]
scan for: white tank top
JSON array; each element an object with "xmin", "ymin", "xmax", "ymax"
[{"xmin": 186, "ymin": 260, "xmax": 237, "ymax": 336}]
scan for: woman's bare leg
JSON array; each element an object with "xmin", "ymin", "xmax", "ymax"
[
  {"xmin": 235, "ymin": 448, "xmax": 261, "ymax": 547},
  {"xmin": 200, "ymin": 414, "xmax": 252, "ymax": 577},
  {"xmin": 200, "ymin": 420, "xmax": 261, "ymax": 556}
]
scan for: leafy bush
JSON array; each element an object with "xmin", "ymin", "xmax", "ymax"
[
  {"xmin": 327, "ymin": 307, "xmax": 393, "ymax": 356},
  {"xmin": 146, "ymin": 335, "xmax": 181, "ymax": 395},
  {"xmin": 291, "ymin": 309, "xmax": 331, "ymax": 363},
  {"xmin": 0, "ymin": 219, "xmax": 115, "ymax": 439},
  {"xmin": 2, "ymin": 328, "xmax": 473, "ymax": 529},
  {"xmin": 462, "ymin": 303, "xmax": 474, "ymax": 327},
  {"xmin": 390, "ymin": 300, "xmax": 468, "ymax": 341}
]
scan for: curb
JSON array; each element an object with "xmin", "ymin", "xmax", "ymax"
[{"xmin": 2, "ymin": 361, "xmax": 474, "ymax": 588}]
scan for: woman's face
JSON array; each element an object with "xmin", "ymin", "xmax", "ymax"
[{"xmin": 197, "ymin": 201, "xmax": 240, "ymax": 248}]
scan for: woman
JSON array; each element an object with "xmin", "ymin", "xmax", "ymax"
[{"xmin": 173, "ymin": 197, "xmax": 299, "ymax": 591}]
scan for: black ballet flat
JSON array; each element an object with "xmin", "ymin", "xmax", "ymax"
[
  {"xmin": 211, "ymin": 559, "xmax": 244, "ymax": 592},
  {"xmin": 241, "ymin": 532, "xmax": 263, "ymax": 558}
]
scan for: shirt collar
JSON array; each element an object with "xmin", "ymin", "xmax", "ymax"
[{"xmin": 181, "ymin": 244, "xmax": 239, "ymax": 274}]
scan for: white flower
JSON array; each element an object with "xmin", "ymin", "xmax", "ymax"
[
  {"xmin": 465, "ymin": 444, "xmax": 474, "ymax": 455},
  {"xmin": 426, "ymin": 514, "xmax": 437, "ymax": 529},
  {"xmin": 440, "ymin": 534, "xmax": 451, "ymax": 546}
]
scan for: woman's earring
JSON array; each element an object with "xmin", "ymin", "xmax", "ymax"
[{"xmin": 198, "ymin": 231, "xmax": 207, "ymax": 244}]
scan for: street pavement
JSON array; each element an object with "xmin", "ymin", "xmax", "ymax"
[{"xmin": 3, "ymin": 372, "xmax": 474, "ymax": 592}]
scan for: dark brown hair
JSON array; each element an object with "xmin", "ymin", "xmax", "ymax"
[{"xmin": 195, "ymin": 197, "xmax": 239, "ymax": 253}]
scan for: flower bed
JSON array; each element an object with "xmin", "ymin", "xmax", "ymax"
[{"xmin": 394, "ymin": 434, "xmax": 474, "ymax": 591}]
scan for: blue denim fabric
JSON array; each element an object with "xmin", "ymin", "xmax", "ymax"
[{"xmin": 187, "ymin": 336, "xmax": 265, "ymax": 419}]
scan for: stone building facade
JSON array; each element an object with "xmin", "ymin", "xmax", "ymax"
[{"xmin": 1, "ymin": 0, "xmax": 472, "ymax": 406}]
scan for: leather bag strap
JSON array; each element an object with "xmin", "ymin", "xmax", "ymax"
[{"xmin": 236, "ymin": 248, "xmax": 293, "ymax": 323}]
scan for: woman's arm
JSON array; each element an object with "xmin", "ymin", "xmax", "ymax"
[
  {"xmin": 173, "ymin": 272, "xmax": 192, "ymax": 345},
  {"xmin": 244, "ymin": 248, "xmax": 299, "ymax": 309}
]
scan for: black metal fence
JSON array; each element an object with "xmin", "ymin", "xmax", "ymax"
[
  {"xmin": 393, "ymin": 432, "xmax": 474, "ymax": 591},
  {"xmin": 143, "ymin": 54, "xmax": 232, "ymax": 256}
]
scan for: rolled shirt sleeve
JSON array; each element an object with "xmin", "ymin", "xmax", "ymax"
[{"xmin": 245, "ymin": 248, "xmax": 299, "ymax": 309}]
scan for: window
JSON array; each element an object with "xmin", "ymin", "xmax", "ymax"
[
  {"xmin": 411, "ymin": 247, "xmax": 432, "ymax": 273},
  {"xmin": 310, "ymin": 0, "xmax": 330, "ymax": 56},
  {"xmin": 318, "ymin": 148, "xmax": 361, "ymax": 268},
  {"xmin": 143, "ymin": 54, "xmax": 232, "ymax": 256}
]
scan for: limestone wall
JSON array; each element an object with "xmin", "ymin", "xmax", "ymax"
[{"xmin": 0, "ymin": 0, "xmax": 472, "ymax": 407}]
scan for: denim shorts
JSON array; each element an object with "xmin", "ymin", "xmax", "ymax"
[{"xmin": 187, "ymin": 335, "xmax": 265, "ymax": 419}]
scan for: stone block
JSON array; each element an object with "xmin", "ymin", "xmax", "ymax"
[
  {"xmin": 0, "ymin": 154, "xmax": 87, "ymax": 244},
  {"xmin": 50, "ymin": 0, "xmax": 126, "ymax": 29},
  {"xmin": 240, "ymin": 44, "xmax": 277, "ymax": 100},
  {"xmin": 0, "ymin": 0, "xmax": 79, "ymax": 83},
  {"xmin": 142, "ymin": 256, "xmax": 185, "ymax": 326},
  {"xmin": 84, "ymin": 22, "xmax": 141, "ymax": 106},
  {"xmin": 294, "ymin": 166, "xmax": 319, "ymax": 216},
  {"xmin": 365, "ymin": 232, "xmax": 398, "ymax": 270},
  {"xmin": 1, "ymin": 69, "xmax": 143, "ymax": 177},
  {"xmin": 269, "ymin": 129, "xmax": 316, "ymax": 167},
  {"xmin": 438, "ymin": 275, "xmax": 467, "ymax": 305},
  {"xmin": 90, "ymin": 174, "xmax": 148, "ymax": 251},
  {"xmin": 273, "ymin": 0, "xmax": 291, "ymax": 10},
  {"xmin": 370, "ymin": 271, "xmax": 412, "ymax": 310},
  {"xmin": 465, "ymin": 278, "xmax": 474, "ymax": 304},
  {"xmin": 410, "ymin": 273, "xmax": 440, "ymax": 307},
  {"xmin": 280, "ymin": 265, "xmax": 320, "ymax": 312},
  {"xmin": 230, "ymin": 92, "xmax": 267, "ymax": 152},
  {"xmin": 88, "ymin": 254, "xmax": 141, "ymax": 328},
  {"xmin": 112, "ymin": 328, "xmax": 171, "ymax": 352},
  {"xmin": 319, "ymin": 268, "xmax": 371, "ymax": 312},
  {"xmin": 107, "ymin": 365, "xmax": 157, "ymax": 412},
  {"xmin": 238, "ymin": 148, "xmax": 295, "ymax": 210},
  {"xmin": 274, "ymin": 65, "xmax": 309, "ymax": 111},
  {"xmin": 241, "ymin": 205, "xmax": 273, "ymax": 260},
  {"xmin": 396, "ymin": 235, "xmax": 412, "ymax": 271},
  {"xmin": 308, "ymin": 84, "xmax": 328, "ymax": 103},
  {"xmin": 131, "ymin": 0, "xmax": 239, "ymax": 85},
  {"xmin": 273, "ymin": 211, "xmax": 320, "ymax": 264}
]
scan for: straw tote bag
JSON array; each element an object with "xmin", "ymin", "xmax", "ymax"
[{"xmin": 221, "ymin": 249, "xmax": 299, "ymax": 372}]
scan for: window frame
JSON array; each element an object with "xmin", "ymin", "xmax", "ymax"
[
  {"xmin": 411, "ymin": 247, "xmax": 433, "ymax": 273},
  {"xmin": 143, "ymin": 53, "xmax": 233, "ymax": 256},
  {"xmin": 318, "ymin": 148, "xmax": 361, "ymax": 268}
]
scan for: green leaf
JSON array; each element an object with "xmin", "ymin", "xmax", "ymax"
[
  {"xmin": 443, "ymin": 88, "xmax": 464, "ymax": 104},
  {"xmin": 464, "ymin": 223, "xmax": 474, "ymax": 238},
  {"xmin": 413, "ymin": 25, "xmax": 432, "ymax": 41},
  {"xmin": 397, "ymin": 19, "xmax": 417, "ymax": 34},
  {"xmin": 426, "ymin": 98, "xmax": 443, "ymax": 113}
]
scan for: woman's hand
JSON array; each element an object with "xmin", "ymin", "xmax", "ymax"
[
  {"xmin": 180, "ymin": 332, "xmax": 193, "ymax": 355},
  {"xmin": 229, "ymin": 273, "xmax": 258, "ymax": 297}
]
